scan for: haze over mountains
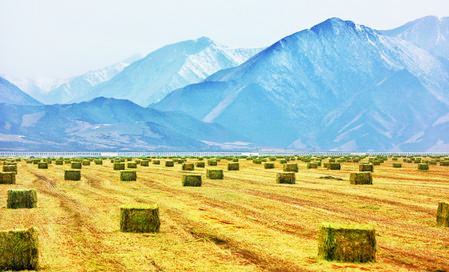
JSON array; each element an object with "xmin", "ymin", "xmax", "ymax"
[{"xmin": 1, "ymin": 16, "xmax": 449, "ymax": 152}]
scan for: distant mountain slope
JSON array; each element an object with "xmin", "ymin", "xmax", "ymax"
[
  {"xmin": 381, "ymin": 16, "xmax": 449, "ymax": 60},
  {"xmin": 0, "ymin": 77, "xmax": 42, "ymax": 106},
  {"xmin": 76, "ymin": 37, "xmax": 262, "ymax": 106},
  {"xmin": 0, "ymin": 97, "xmax": 251, "ymax": 151},
  {"xmin": 2, "ymin": 54, "xmax": 142, "ymax": 105},
  {"xmin": 44, "ymin": 54, "xmax": 143, "ymax": 104},
  {"xmin": 154, "ymin": 18, "xmax": 449, "ymax": 151}
]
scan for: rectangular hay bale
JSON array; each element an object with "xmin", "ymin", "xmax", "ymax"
[
  {"xmin": 349, "ymin": 172, "xmax": 373, "ymax": 185},
  {"xmin": 276, "ymin": 172, "xmax": 295, "ymax": 184},
  {"xmin": 120, "ymin": 204, "xmax": 160, "ymax": 233},
  {"xmin": 7, "ymin": 189, "xmax": 37, "ymax": 209},
  {"xmin": 437, "ymin": 201, "xmax": 449, "ymax": 227},
  {"xmin": 0, "ymin": 227, "xmax": 39, "ymax": 271},
  {"xmin": 318, "ymin": 223, "xmax": 376, "ymax": 263},
  {"xmin": 182, "ymin": 174, "xmax": 202, "ymax": 187},
  {"xmin": 120, "ymin": 170, "xmax": 137, "ymax": 182},
  {"xmin": 64, "ymin": 170, "xmax": 81, "ymax": 181},
  {"xmin": 0, "ymin": 172, "xmax": 16, "ymax": 184}
]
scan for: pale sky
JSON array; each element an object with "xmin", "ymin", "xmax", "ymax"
[{"xmin": 1, "ymin": 0, "xmax": 448, "ymax": 79}]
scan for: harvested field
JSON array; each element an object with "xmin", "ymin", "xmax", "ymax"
[{"xmin": 0, "ymin": 157, "xmax": 448, "ymax": 271}]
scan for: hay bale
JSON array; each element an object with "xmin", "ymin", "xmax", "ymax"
[
  {"xmin": 37, "ymin": 162, "xmax": 48, "ymax": 169},
  {"xmin": 206, "ymin": 169, "xmax": 223, "ymax": 179},
  {"xmin": 120, "ymin": 170, "xmax": 137, "ymax": 182},
  {"xmin": 436, "ymin": 201, "xmax": 449, "ymax": 227},
  {"xmin": 140, "ymin": 160, "xmax": 149, "ymax": 167},
  {"xmin": 3, "ymin": 165, "xmax": 17, "ymax": 174},
  {"xmin": 207, "ymin": 160, "xmax": 217, "ymax": 166},
  {"xmin": 71, "ymin": 162, "xmax": 82, "ymax": 169},
  {"xmin": 252, "ymin": 159, "xmax": 262, "ymax": 164},
  {"xmin": 440, "ymin": 161, "xmax": 449, "ymax": 166},
  {"xmin": 152, "ymin": 160, "xmax": 160, "ymax": 165},
  {"xmin": 393, "ymin": 163, "xmax": 402, "ymax": 168},
  {"xmin": 318, "ymin": 223, "xmax": 376, "ymax": 263},
  {"xmin": 359, "ymin": 163, "xmax": 373, "ymax": 172},
  {"xmin": 165, "ymin": 160, "xmax": 174, "ymax": 167},
  {"xmin": 55, "ymin": 160, "xmax": 63, "ymax": 165},
  {"xmin": 276, "ymin": 172, "xmax": 295, "ymax": 184},
  {"xmin": 279, "ymin": 159, "xmax": 287, "ymax": 164},
  {"xmin": 7, "ymin": 189, "xmax": 37, "ymax": 209},
  {"xmin": 94, "ymin": 159, "xmax": 103, "ymax": 165},
  {"xmin": 307, "ymin": 162, "xmax": 318, "ymax": 169},
  {"xmin": 182, "ymin": 163, "xmax": 195, "ymax": 171},
  {"xmin": 195, "ymin": 161, "xmax": 205, "ymax": 168},
  {"xmin": 283, "ymin": 163, "xmax": 298, "ymax": 172},
  {"xmin": 120, "ymin": 204, "xmax": 160, "ymax": 233},
  {"xmin": 64, "ymin": 170, "xmax": 81, "ymax": 181},
  {"xmin": 0, "ymin": 172, "xmax": 16, "ymax": 184},
  {"xmin": 127, "ymin": 162, "xmax": 137, "ymax": 169},
  {"xmin": 349, "ymin": 172, "xmax": 373, "ymax": 185},
  {"xmin": 0, "ymin": 227, "xmax": 39, "ymax": 271},
  {"xmin": 113, "ymin": 163, "xmax": 125, "ymax": 171},
  {"xmin": 227, "ymin": 162, "xmax": 239, "ymax": 171},
  {"xmin": 32, "ymin": 159, "xmax": 40, "ymax": 164},
  {"xmin": 418, "ymin": 163, "xmax": 429, "ymax": 170},
  {"xmin": 82, "ymin": 160, "xmax": 90, "ymax": 166},
  {"xmin": 264, "ymin": 162, "xmax": 275, "ymax": 169},
  {"xmin": 182, "ymin": 174, "xmax": 202, "ymax": 187},
  {"xmin": 328, "ymin": 163, "xmax": 341, "ymax": 170}
]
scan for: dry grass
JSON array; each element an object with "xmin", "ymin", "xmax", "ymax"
[{"xmin": 0, "ymin": 157, "xmax": 448, "ymax": 271}]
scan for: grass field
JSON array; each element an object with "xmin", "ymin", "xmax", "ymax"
[{"xmin": 1, "ymin": 157, "xmax": 448, "ymax": 271}]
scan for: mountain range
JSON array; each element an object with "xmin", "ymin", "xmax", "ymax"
[
  {"xmin": 74, "ymin": 37, "xmax": 262, "ymax": 106},
  {"xmin": 1, "ymin": 16, "xmax": 449, "ymax": 152},
  {"xmin": 0, "ymin": 97, "xmax": 252, "ymax": 151}
]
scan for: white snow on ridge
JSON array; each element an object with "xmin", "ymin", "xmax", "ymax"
[
  {"xmin": 432, "ymin": 112, "xmax": 449, "ymax": 126},
  {"xmin": 21, "ymin": 112, "xmax": 46, "ymax": 127}
]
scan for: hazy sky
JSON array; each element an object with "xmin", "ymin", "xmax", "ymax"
[{"xmin": 1, "ymin": 0, "xmax": 448, "ymax": 79}]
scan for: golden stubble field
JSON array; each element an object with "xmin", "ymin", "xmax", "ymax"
[{"xmin": 1, "ymin": 157, "xmax": 448, "ymax": 272}]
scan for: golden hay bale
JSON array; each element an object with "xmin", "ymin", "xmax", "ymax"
[
  {"xmin": 113, "ymin": 163, "xmax": 125, "ymax": 171},
  {"xmin": 328, "ymin": 163, "xmax": 341, "ymax": 170},
  {"xmin": 283, "ymin": 163, "xmax": 298, "ymax": 172},
  {"xmin": 120, "ymin": 170, "xmax": 137, "ymax": 182},
  {"xmin": 140, "ymin": 160, "xmax": 149, "ymax": 167},
  {"xmin": 359, "ymin": 163, "xmax": 373, "ymax": 172},
  {"xmin": 127, "ymin": 162, "xmax": 137, "ymax": 169},
  {"xmin": 206, "ymin": 169, "xmax": 223, "ymax": 179},
  {"xmin": 393, "ymin": 163, "xmax": 402, "ymax": 168},
  {"xmin": 349, "ymin": 172, "xmax": 373, "ymax": 185},
  {"xmin": 152, "ymin": 160, "xmax": 160, "ymax": 165},
  {"xmin": 264, "ymin": 162, "xmax": 275, "ymax": 169},
  {"xmin": 318, "ymin": 223, "xmax": 376, "ymax": 263},
  {"xmin": 71, "ymin": 162, "xmax": 82, "ymax": 169},
  {"xmin": 182, "ymin": 163, "xmax": 194, "ymax": 171},
  {"xmin": 7, "ymin": 189, "xmax": 37, "ymax": 209},
  {"xmin": 418, "ymin": 163, "xmax": 429, "ymax": 170},
  {"xmin": 207, "ymin": 160, "xmax": 217, "ymax": 166},
  {"xmin": 55, "ymin": 160, "xmax": 63, "ymax": 165},
  {"xmin": 0, "ymin": 227, "xmax": 39, "ymax": 271},
  {"xmin": 195, "ymin": 161, "xmax": 205, "ymax": 168},
  {"xmin": 94, "ymin": 159, "xmax": 103, "ymax": 165},
  {"xmin": 3, "ymin": 165, "xmax": 17, "ymax": 174},
  {"xmin": 120, "ymin": 204, "xmax": 160, "ymax": 233},
  {"xmin": 276, "ymin": 172, "xmax": 295, "ymax": 184},
  {"xmin": 64, "ymin": 170, "xmax": 81, "ymax": 181},
  {"xmin": 37, "ymin": 162, "xmax": 48, "ymax": 169},
  {"xmin": 227, "ymin": 162, "xmax": 239, "ymax": 171},
  {"xmin": 182, "ymin": 174, "xmax": 202, "ymax": 187},
  {"xmin": 82, "ymin": 160, "xmax": 90, "ymax": 166},
  {"xmin": 165, "ymin": 160, "xmax": 174, "ymax": 167},
  {"xmin": 436, "ymin": 201, "xmax": 449, "ymax": 227},
  {"xmin": 307, "ymin": 162, "xmax": 318, "ymax": 169},
  {"xmin": 0, "ymin": 172, "xmax": 16, "ymax": 184}
]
